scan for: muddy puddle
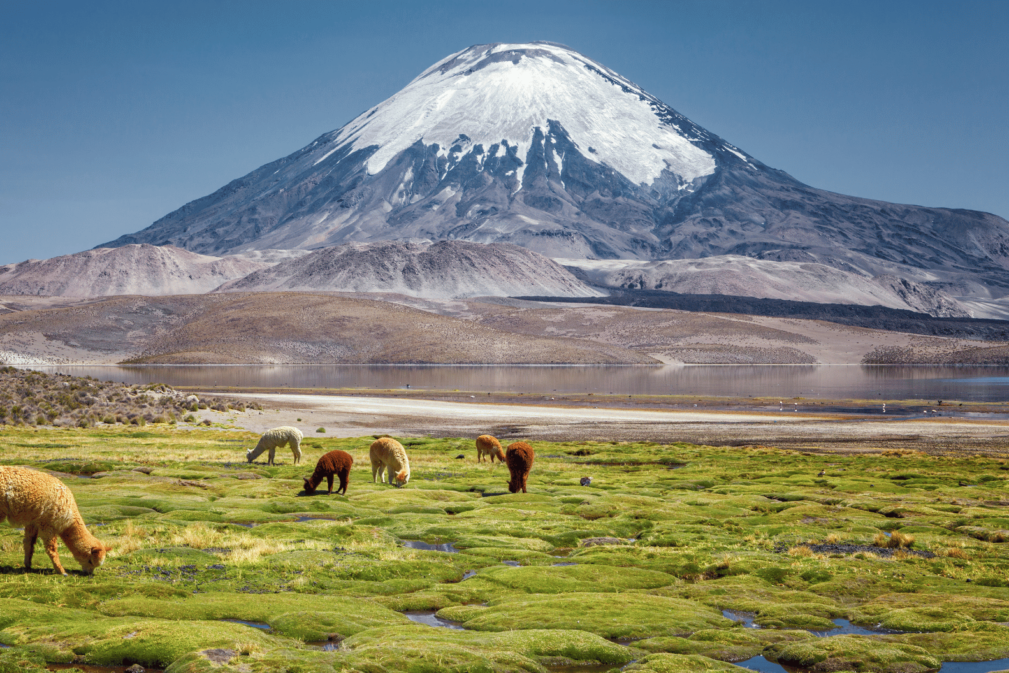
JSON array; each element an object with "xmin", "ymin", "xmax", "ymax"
[
  {"xmin": 573, "ymin": 461, "xmax": 685, "ymax": 469},
  {"xmin": 220, "ymin": 619, "xmax": 271, "ymax": 631},
  {"xmin": 403, "ymin": 611, "xmax": 465, "ymax": 630},
  {"xmin": 738, "ymin": 656, "xmax": 1009, "ymax": 673},
  {"xmin": 811, "ymin": 618, "xmax": 905, "ymax": 637},
  {"xmin": 306, "ymin": 640, "xmax": 341, "ymax": 651},
  {"xmin": 401, "ymin": 539, "xmax": 459, "ymax": 553},
  {"xmin": 46, "ymin": 665, "xmax": 165, "ymax": 673},
  {"xmin": 724, "ymin": 611, "xmax": 906, "ymax": 637},
  {"xmin": 544, "ymin": 665, "xmax": 619, "ymax": 673}
]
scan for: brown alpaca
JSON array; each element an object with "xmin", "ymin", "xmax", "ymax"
[
  {"xmin": 476, "ymin": 434, "xmax": 506, "ymax": 463},
  {"xmin": 0, "ymin": 467, "xmax": 111, "ymax": 575},
  {"xmin": 303, "ymin": 450, "xmax": 353, "ymax": 495},
  {"xmin": 505, "ymin": 442, "xmax": 535, "ymax": 494},
  {"xmin": 370, "ymin": 437, "xmax": 411, "ymax": 487}
]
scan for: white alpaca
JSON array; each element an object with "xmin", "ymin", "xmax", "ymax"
[{"xmin": 246, "ymin": 426, "xmax": 303, "ymax": 465}]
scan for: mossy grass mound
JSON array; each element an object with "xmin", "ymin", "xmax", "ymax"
[
  {"xmin": 437, "ymin": 593, "xmax": 731, "ymax": 638},
  {"xmin": 468, "ymin": 564, "xmax": 676, "ymax": 593},
  {"xmin": 635, "ymin": 627, "xmax": 815, "ymax": 660},
  {"xmin": 342, "ymin": 625, "xmax": 636, "ymax": 668},
  {"xmin": 623, "ymin": 653, "xmax": 752, "ymax": 672},
  {"xmin": 98, "ymin": 592, "xmax": 409, "ymax": 637},
  {"xmin": 763, "ymin": 635, "xmax": 942, "ymax": 672}
]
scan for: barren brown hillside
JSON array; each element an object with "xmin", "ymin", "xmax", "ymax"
[
  {"xmin": 0, "ymin": 293, "xmax": 653, "ymax": 365},
  {"xmin": 0, "ymin": 292, "xmax": 1004, "ymax": 365}
]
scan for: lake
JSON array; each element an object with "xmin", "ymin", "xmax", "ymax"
[{"xmin": 19, "ymin": 364, "xmax": 1009, "ymax": 403}]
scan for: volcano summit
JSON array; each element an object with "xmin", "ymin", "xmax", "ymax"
[{"xmin": 102, "ymin": 42, "xmax": 1009, "ymax": 311}]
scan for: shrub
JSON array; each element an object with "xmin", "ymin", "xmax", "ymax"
[{"xmin": 316, "ymin": 427, "xmax": 326, "ymax": 433}]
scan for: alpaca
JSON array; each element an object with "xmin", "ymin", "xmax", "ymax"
[
  {"xmin": 303, "ymin": 450, "xmax": 354, "ymax": 495},
  {"xmin": 246, "ymin": 426, "xmax": 303, "ymax": 465},
  {"xmin": 475, "ymin": 434, "xmax": 505, "ymax": 463},
  {"xmin": 0, "ymin": 467, "xmax": 111, "ymax": 575},
  {"xmin": 505, "ymin": 442, "xmax": 535, "ymax": 494},
  {"xmin": 370, "ymin": 437, "xmax": 410, "ymax": 487}
]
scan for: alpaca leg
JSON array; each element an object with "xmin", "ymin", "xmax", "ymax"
[
  {"xmin": 291, "ymin": 439, "xmax": 302, "ymax": 465},
  {"xmin": 23, "ymin": 525, "xmax": 38, "ymax": 570},
  {"xmin": 327, "ymin": 474, "xmax": 334, "ymax": 494},
  {"xmin": 387, "ymin": 467, "xmax": 394, "ymax": 485},
  {"xmin": 337, "ymin": 471, "xmax": 348, "ymax": 495},
  {"xmin": 372, "ymin": 463, "xmax": 380, "ymax": 483},
  {"xmin": 43, "ymin": 536, "xmax": 66, "ymax": 575},
  {"xmin": 268, "ymin": 447, "xmax": 276, "ymax": 466}
]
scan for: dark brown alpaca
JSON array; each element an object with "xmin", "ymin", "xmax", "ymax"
[
  {"xmin": 505, "ymin": 442, "xmax": 535, "ymax": 494},
  {"xmin": 303, "ymin": 450, "xmax": 354, "ymax": 495}
]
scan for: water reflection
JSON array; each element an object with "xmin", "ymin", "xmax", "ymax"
[{"xmin": 21, "ymin": 364, "xmax": 1009, "ymax": 402}]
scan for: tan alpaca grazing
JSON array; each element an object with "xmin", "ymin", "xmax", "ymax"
[
  {"xmin": 370, "ymin": 438, "xmax": 410, "ymax": 487},
  {"xmin": 0, "ymin": 467, "xmax": 111, "ymax": 575},
  {"xmin": 475, "ymin": 434, "xmax": 506, "ymax": 463}
]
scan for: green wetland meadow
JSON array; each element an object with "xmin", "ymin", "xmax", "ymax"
[{"xmin": 1, "ymin": 426, "xmax": 1009, "ymax": 673}]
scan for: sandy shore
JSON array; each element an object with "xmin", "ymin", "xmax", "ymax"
[{"xmin": 212, "ymin": 391, "xmax": 1009, "ymax": 457}]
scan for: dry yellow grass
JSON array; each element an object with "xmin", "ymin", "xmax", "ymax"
[{"xmin": 873, "ymin": 530, "xmax": 915, "ymax": 549}]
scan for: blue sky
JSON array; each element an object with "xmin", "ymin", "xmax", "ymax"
[{"xmin": 1, "ymin": 0, "xmax": 1006, "ymax": 264}]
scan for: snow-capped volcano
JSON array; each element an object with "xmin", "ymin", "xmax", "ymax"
[
  {"xmin": 330, "ymin": 42, "xmax": 718, "ymax": 186},
  {"xmin": 101, "ymin": 42, "xmax": 1009, "ymax": 304}
]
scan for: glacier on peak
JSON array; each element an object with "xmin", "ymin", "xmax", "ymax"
[{"xmin": 323, "ymin": 42, "xmax": 716, "ymax": 186}]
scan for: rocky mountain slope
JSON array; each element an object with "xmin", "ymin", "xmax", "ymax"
[
  {"xmin": 0, "ymin": 244, "xmax": 267, "ymax": 297},
  {"xmin": 216, "ymin": 240, "xmax": 602, "ymax": 298},
  {"xmin": 99, "ymin": 41, "xmax": 1009, "ymax": 309}
]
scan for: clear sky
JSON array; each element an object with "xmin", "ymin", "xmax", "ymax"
[{"xmin": 1, "ymin": 0, "xmax": 1006, "ymax": 264}]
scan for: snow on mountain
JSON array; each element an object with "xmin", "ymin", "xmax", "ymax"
[
  {"xmin": 560, "ymin": 256, "xmax": 969, "ymax": 318},
  {"xmin": 330, "ymin": 42, "xmax": 715, "ymax": 186},
  {"xmin": 215, "ymin": 240, "xmax": 604, "ymax": 299},
  {"xmin": 99, "ymin": 42, "xmax": 1009, "ymax": 311},
  {"xmin": 0, "ymin": 244, "xmax": 269, "ymax": 297}
]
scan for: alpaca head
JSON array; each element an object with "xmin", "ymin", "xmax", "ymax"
[
  {"xmin": 74, "ymin": 540, "xmax": 112, "ymax": 574},
  {"xmin": 393, "ymin": 469, "xmax": 409, "ymax": 488},
  {"xmin": 302, "ymin": 476, "xmax": 316, "ymax": 493},
  {"xmin": 508, "ymin": 478, "xmax": 520, "ymax": 494},
  {"xmin": 245, "ymin": 448, "xmax": 254, "ymax": 463}
]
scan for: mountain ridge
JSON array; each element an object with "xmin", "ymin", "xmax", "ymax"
[{"xmin": 97, "ymin": 41, "xmax": 1009, "ymax": 308}]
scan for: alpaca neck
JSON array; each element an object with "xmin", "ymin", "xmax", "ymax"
[{"xmin": 59, "ymin": 518, "xmax": 97, "ymax": 555}]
